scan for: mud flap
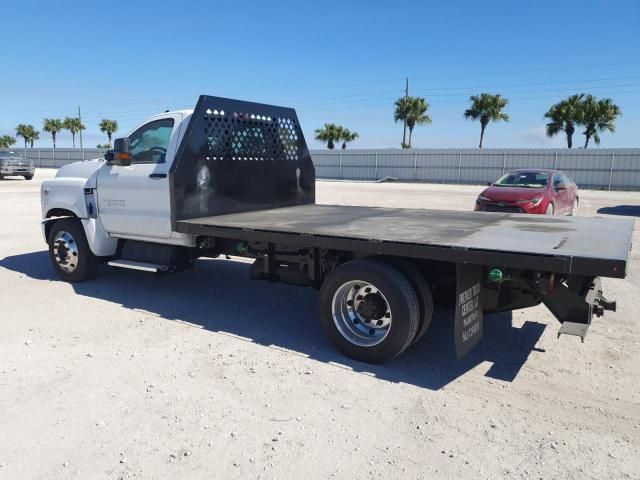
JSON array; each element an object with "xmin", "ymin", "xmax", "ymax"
[
  {"xmin": 455, "ymin": 264, "xmax": 484, "ymax": 359},
  {"xmin": 541, "ymin": 276, "xmax": 616, "ymax": 342}
]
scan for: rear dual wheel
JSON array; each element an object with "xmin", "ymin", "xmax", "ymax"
[{"xmin": 319, "ymin": 258, "xmax": 432, "ymax": 363}]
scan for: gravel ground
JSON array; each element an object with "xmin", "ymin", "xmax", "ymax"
[{"xmin": 0, "ymin": 169, "xmax": 638, "ymax": 480}]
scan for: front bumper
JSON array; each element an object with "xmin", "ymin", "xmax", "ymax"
[
  {"xmin": 475, "ymin": 200, "xmax": 547, "ymax": 214},
  {"xmin": 1, "ymin": 166, "xmax": 35, "ymax": 176}
]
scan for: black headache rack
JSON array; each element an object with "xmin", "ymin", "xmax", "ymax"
[{"xmin": 169, "ymin": 95, "xmax": 315, "ymax": 225}]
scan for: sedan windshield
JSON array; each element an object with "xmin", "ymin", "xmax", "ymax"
[
  {"xmin": 0, "ymin": 151, "xmax": 22, "ymax": 158},
  {"xmin": 494, "ymin": 171, "xmax": 549, "ymax": 188}
]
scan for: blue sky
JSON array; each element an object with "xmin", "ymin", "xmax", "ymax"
[{"xmin": 0, "ymin": 0, "xmax": 639, "ymax": 149}]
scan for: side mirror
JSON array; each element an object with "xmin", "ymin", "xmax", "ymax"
[
  {"xmin": 487, "ymin": 181, "xmax": 492, "ymax": 186},
  {"xmin": 105, "ymin": 138, "xmax": 132, "ymax": 166}
]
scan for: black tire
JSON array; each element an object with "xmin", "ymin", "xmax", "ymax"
[
  {"xmin": 0, "ymin": 173, "xmax": 4, "ymax": 180},
  {"xmin": 546, "ymin": 202, "xmax": 554, "ymax": 215},
  {"xmin": 319, "ymin": 258, "xmax": 420, "ymax": 363},
  {"xmin": 386, "ymin": 258, "xmax": 434, "ymax": 345},
  {"xmin": 570, "ymin": 197, "xmax": 579, "ymax": 216},
  {"xmin": 48, "ymin": 218, "xmax": 99, "ymax": 282},
  {"xmin": 24, "ymin": 174, "xmax": 34, "ymax": 180}
]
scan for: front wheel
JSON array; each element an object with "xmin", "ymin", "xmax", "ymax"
[
  {"xmin": 319, "ymin": 258, "xmax": 420, "ymax": 363},
  {"xmin": 24, "ymin": 174, "xmax": 34, "ymax": 180},
  {"xmin": 545, "ymin": 203, "xmax": 554, "ymax": 215},
  {"xmin": 570, "ymin": 198, "xmax": 578, "ymax": 216},
  {"xmin": 48, "ymin": 218, "xmax": 99, "ymax": 282}
]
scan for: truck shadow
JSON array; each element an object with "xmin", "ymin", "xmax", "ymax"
[
  {"xmin": 597, "ymin": 205, "xmax": 640, "ymax": 217},
  {"xmin": 1, "ymin": 251, "xmax": 546, "ymax": 391}
]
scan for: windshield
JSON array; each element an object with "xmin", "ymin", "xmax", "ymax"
[
  {"xmin": 0, "ymin": 151, "xmax": 22, "ymax": 158},
  {"xmin": 494, "ymin": 171, "xmax": 549, "ymax": 188}
]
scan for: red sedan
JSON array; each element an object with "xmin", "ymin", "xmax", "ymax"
[{"xmin": 475, "ymin": 169, "xmax": 579, "ymax": 216}]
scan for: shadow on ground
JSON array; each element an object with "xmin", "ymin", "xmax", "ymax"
[
  {"xmin": 597, "ymin": 205, "xmax": 640, "ymax": 217},
  {"xmin": 1, "ymin": 251, "xmax": 547, "ymax": 391}
]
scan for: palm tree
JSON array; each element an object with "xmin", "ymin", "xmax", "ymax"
[
  {"xmin": 28, "ymin": 128, "xmax": 40, "ymax": 148},
  {"xmin": 63, "ymin": 117, "xmax": 85, "ymax": 148},
  {"xmin": 339, "ymin": 128, "xmax": 359, "ymax": 149},
  {"xmin": 99, "ymin": 119, "xmax": 118, "ymax": 148},
  {"xmin": 395, "ymin": 96, "xmax": 431, "ymax": 148},
  {"xmin": 43, "ymin": 118, "xmax": 64, "ymax": 148},
  {"xmin": 0, "ymin": 135, "xmax": 16, "ymax": 148},
  {"xmin": 463, "ymin": 93, "xmax": 509, "ymax": 148},
  {"xmin": 393, "ymin": 97, "xmax": 412, "ymax": 148},
  {"xmin": 16, "ymin": 124, "xmax": 33, "ymax": 148},
  {"xmin": 314, "ymin": 123, "xmax": 342, "ymax": 149},
  {"xmin": 16, "ymin": 124, "xmax": 38, "ymax": 148},
  {"xmin": 544, "ymin": 94, "xmax": 584, "ymax": 148},
  {"xmin": 581, "ymin": 95, "xmax": 621, "ymax": 148}
]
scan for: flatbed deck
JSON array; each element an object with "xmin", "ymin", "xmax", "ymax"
[{"xmin": 175, "ymin": 204, "xmax": 634, "ymax": 278}]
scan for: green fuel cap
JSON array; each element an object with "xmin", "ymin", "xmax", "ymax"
[{"xmin": 489, "ymin": 268, "xmax": 504, "ymax": 283}]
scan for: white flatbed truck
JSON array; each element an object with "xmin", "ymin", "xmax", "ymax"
[{"xmin": 40, "ymin": 96, "xmax": 633, "ymax": 363}]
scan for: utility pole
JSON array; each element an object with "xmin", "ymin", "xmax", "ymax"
[
  {"xmin": 402, "ymin": 77, "xmax": 409, "ymax": 148},
  {"xmin": 78, "ymin": 106, "xmax": 83, "ymax": 149}
]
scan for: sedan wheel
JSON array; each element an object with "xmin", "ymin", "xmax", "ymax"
[
  {"xmin": 571, "ymin": 198, "xmax": 579, "ymax": 216},
  {"xmin": 546, "ymin": 203, "xmax": 554, "ymax": 215}
]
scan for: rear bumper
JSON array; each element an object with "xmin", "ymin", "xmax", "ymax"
[{"xmin": 541, "ymin": 276, "xmax": 616, "ymax": 341}]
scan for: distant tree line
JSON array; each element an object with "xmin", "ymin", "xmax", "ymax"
[
  {"xmin": 0, "ymin": 118, "xmax": 119, "ymax": 149},
  {"xmin": 0, "ymin": 94, "xmax": 622, "ymax": 151},
  {"xmin": 315, "ymin": 93, "xmax": 621, "ymax": 149}
]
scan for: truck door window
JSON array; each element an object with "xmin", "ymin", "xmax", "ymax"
[{"xmin": 129, "ymin": 119, "xmax": 174, "ymax": 164}]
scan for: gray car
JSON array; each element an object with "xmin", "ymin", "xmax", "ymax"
[{"xmin": 0, "ymin": 151, "xmax": 35, "ymax": 180}]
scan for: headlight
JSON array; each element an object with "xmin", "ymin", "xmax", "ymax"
[
  {"xmin": 477, "ymin": 195, "xmax": 491, "ymax": 202},
  {"xmin": 515, "ymin": 197, "xmax": 543, "ymax": 206}
]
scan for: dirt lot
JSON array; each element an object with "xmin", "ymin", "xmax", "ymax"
[{"xmin": 1, "ymin": 169, "xmax": 639, "ymax": 480}]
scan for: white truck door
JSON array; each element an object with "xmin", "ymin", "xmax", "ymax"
[{"xmin": 96, "ymin": 113, "xmax": 183, "ymax": 238}]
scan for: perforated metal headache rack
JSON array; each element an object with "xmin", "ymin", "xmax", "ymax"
[
  {"xmin": 170, "ymin": 95, "xmax": 315, "ymax": 222},
  {"xmin": 171, "ymin": 96, "xmax": 634, "ymax": 280}
]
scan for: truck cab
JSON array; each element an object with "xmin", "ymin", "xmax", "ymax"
[{"xmin": 42, "ymin": 110, "xmax": 196, "ymax": 261}]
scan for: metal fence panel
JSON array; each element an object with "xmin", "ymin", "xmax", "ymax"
[
  {"xmin": 610, "ymin": 152, "xmax": 640, "ymax": 190},
  {"xmin": 311, "ymin": 148, "xmax": 640, "ymax": 191},
  {"xmin": 460, "ymin": 151, "xmax": 503, "ymax": 185},
  {"xmin": 1, "ymin": 148, "xmax": 106, "ymax": 168},
  {"xmin": 505, "ymin": 150, "xmax": 555, "ymax": 170},
  {"xmin": 556, "ymin": 152, "xmax": 611, "ymax": 189},
  {"xmin": 415, "ymin": 152, "xmax": 459, "ymax": 183},
  {"xmin": 3, "ymin": 147, "xmax": 639, "ymax": 191}
]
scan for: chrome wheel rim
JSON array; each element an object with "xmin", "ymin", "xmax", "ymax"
[
  {"xmin": 52, "ymin": 230, "xmax": 79, "ymax": 273},
  {"xmin": 546, "ymin": 204, "xmax": 554, "ymax": 215},
  {"xmin": 331, "ymin": 280, "xmax": 392, "ymax": 347}
]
